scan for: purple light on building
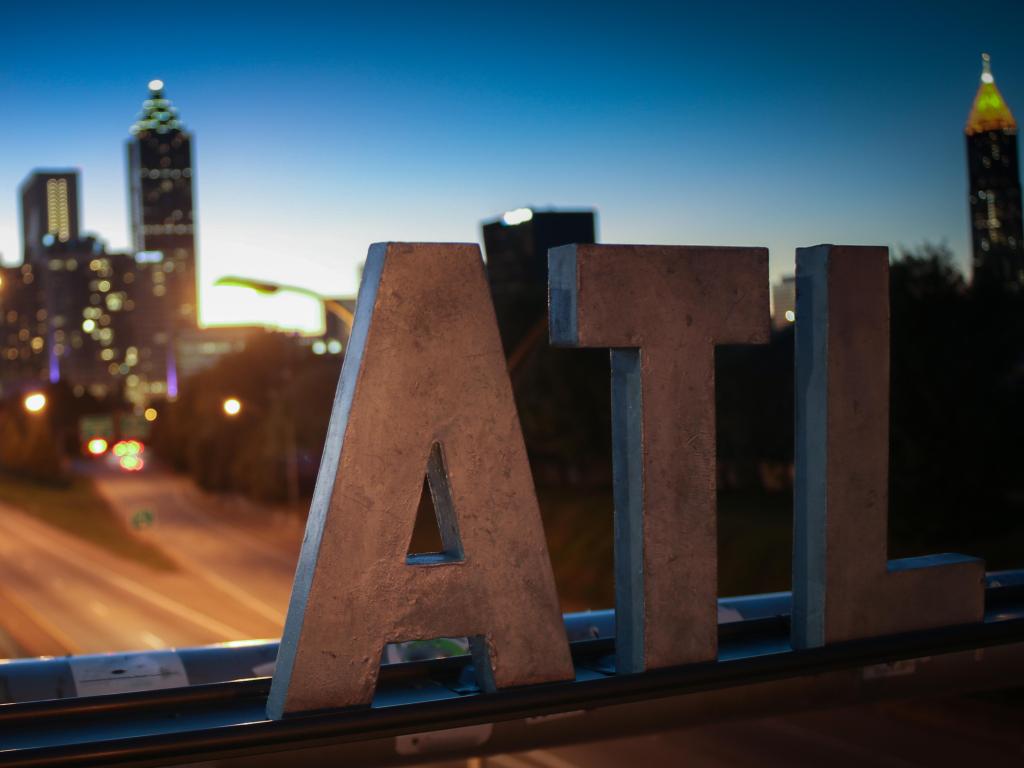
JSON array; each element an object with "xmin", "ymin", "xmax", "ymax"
[
  {"xmin": 166, "ymin": 344, "xmax": 178, "ymax": 398},
  {"xmin": 48, "ymin": 340, "xmax": 60, "ymax": 384}
]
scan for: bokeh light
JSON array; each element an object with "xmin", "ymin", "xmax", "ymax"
[
  {"xmin": 23, "ymin": 393, "xmax": 46, "ymax": 413},
  {"xmin": 86, "ymin": 438, "xmax": 108, "ymax": 456}
]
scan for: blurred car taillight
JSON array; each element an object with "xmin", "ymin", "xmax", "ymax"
[
  {"xmin": 86, "ymin": 438, "xmax": 108, "ymax": 456},
  {"xmin": 119, "ymin": 454, "xmax": 144, "ymax": 472}
]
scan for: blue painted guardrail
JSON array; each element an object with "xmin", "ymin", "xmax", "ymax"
[{"xmin": 0, "ymin": 571, "xmax": 1021, "ymax": 766}]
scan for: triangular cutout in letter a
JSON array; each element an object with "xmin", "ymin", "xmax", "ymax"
[{"xmin": 407, "ymin": 442, "xmax": 463, "ymax": 565}]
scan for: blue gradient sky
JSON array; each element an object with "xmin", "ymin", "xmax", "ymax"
[{"xmin": 2, "ymin": 1, "xmax": 1022, "ymax": 330}]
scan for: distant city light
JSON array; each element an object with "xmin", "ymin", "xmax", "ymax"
[
  {"xmin": 148, "ymin": 79, "xmax": 164, "ymax": 92},
  {"xmin": 327, "ymin": 339, "xmax": 342, "ymax": 354},
  {"xmin": 144, "ymin": 407, "xmax": 158, "ymax": 422},
  {"xmin": 82, "ymin": 318, "xmax": 96, "ymax": 333},
  {"xmin": 223, "ymin": 397, "xmax": 242, "ymax": 416},
  {"xmin": 502, "ymin": 207, "xmax": 534, "ymax": 226},
  {"xmin": 119, "ymin": 454, "xmax": 144, "ymax": 472},
  {"xmin": 113, "ymin": 439, "xmax": 144, "ymax": 458},
  {"xmin": 87, "ymin": 437, "xmax": 108, "ymax": 456},
  {"xmin": 312, "ymin": 340, "xmax": 326, "ymax": 355},
  {"xmin": 23, "ymin": 392, "xmax": 46, "ymax": 413},
  {"xmin": 784, "ymin": 310, "xmax": 796, "ymax": 323}
]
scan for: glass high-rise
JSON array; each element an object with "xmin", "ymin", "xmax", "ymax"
[
  {"xmin": 126, "ymin": 80, "xmax": 198, "ymax": 330},
  {"xmin": 482, "ymin": 209, "xmax": 596, "ymax": 354},
  {"xmin": 966, "ymin": 54, "xmax": 1023, "ymax": 290},
  {"xmin": 19, "ymin": 170, "xmax": 80, "ymax": 266}
]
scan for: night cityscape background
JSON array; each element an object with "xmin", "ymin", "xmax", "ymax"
[
  {"xmin": 4, "ymin": 3, "xmax": 1024, "ymax": 310},
  {"xmin": 1, "ymin": 2, "xmax": 1023, "ymax": 764}
]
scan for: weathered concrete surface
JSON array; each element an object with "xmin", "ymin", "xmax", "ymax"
[
  {"xmin": 549, "ymin": 244, "xmax": 769, "ymax": 673},
  {"xmin": 268, "ymin": 243, "xmax": 573, "ymax": 718},
  {"xmin": 792, "ymin": 245, "xmax": 985, "ymax": 649}
]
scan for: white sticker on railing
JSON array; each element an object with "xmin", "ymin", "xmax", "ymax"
[
  {"xmin": 861, "ymin": 658, "xmax": 918, "ymax": 680},
  {"xmin": 69, "ymin": 651, "xmax": 188, "ymax": 696},
  {"xmin": 394, "ymin": 723, "xmax": 494, "ymax": 755}
]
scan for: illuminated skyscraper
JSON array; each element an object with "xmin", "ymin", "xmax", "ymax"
[
  {"xmin": 966, "ymin": 54, "xmax": 1023, "ymax": 289},
  {"xmin": 126, "ymin": 80, "xmax": 197, "ymax": 330},
  {"xmin": 19, "ymin": 170, "xmax": 80, "ymax": 266},
  {"xmin": 0, "ymin": 263, "xmax": 47, "ymax": 395}
]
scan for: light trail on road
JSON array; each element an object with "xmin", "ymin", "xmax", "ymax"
[
  {"xmin": 0, "ymin": 495, "xmax": 289, "ymax": 655},
  {"xmin": 85, "ymin": 462, "xmax": 301, "ymax": 626}
]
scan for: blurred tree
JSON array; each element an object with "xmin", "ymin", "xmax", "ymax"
[
  {"xmin": 512, "ymin": 345, "xmax": 612, "ymax": 487},
  {"xmin": 716, "ymin": 328, "xmax": 794, "ymax": 490},
  {"xmin": 152, "ymin": 333, "xmax": 340, "ymax": 503},
  {"xmin": 889, "ymin": 242, "xmax": 1024, "ymax": 561},
  {"xmin": 0, "ymin": 399, "xmax": 67, "ymax": 485},
  {"xmin": 715, "ymin": 241, "xmax": 1024, "ymax": 592}
]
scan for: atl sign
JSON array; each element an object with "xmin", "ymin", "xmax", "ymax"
[{"xmin": 266, "ymin": 243, "xmax": 984, "ymax": 719}]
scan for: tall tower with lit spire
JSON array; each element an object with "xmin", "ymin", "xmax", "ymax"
[
  {"xmin": 126, "ymin": 79, "xmax": 198, "ymax": 329},
  {"xmin": 966, "ymin": 53, "xmax": 1023, "ymax": 290}
]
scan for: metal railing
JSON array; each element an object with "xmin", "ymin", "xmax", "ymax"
[{"xmin": 1, "ymin": 570, "xmax": 1023, "ymax": 766}]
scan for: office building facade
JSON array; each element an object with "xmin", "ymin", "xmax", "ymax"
[
  {"xmin": 966, "ymin": 54, "xmax": 1023, "ymax": 290},
  {"xmin": 19, "ymin": 170, "xmax": 80, "ymax": 266},
  {"xmin": 482, "ymin": 208, "xmax": 596, "ymax": 354},
  {"xmin": 126, "ymin": 80, "xmax": 198, "ymax": 330}
]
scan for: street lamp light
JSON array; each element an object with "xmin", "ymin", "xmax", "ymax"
[
  {"xmin": 23, "ymin": 392, "xmax": 47, "ymax": 413},
  {"xmin": 213, "ymin": 276, "xmax": 354, "ymax": 331},
  {"xmin": 212, "ymin": 276, "xmax": 338, "ymax": 503},
  {"xmin": 218, "ymin": 393, "xmax": 299, "ymax": 503}
]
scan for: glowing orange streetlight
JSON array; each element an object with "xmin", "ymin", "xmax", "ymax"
[
  {"xmin": 223, "ymin": 397, "xmax": 242, "ymax": 417},
  {"xmin": 23, "ymin": 392, "xmax": 47, "ymax": 413}
]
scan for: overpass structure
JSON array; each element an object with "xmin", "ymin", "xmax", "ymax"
[{"xmin": 1, "ymin": 572, "xmax": 1023, "ymax": 766}]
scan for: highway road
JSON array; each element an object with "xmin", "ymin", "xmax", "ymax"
[
  {"xmin": 84, "ymin": 458, "xmax": 303, "ymax": 631},
  {"xmin": 0, "ymin": 460, "xmax": 302, "ymax": 656}
]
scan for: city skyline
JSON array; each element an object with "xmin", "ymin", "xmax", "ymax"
[{"xmin": 3, "ymin": 2, "xmax": 1023, "ymax": 333}]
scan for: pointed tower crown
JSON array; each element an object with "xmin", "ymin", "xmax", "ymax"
[
  {"xmin": 966, "ymin": 53, "xmax": 1017, "ymax": 136},
  {"xmin": 130, "ymin": 79, "xmax": 184, "ymax": 136}
]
